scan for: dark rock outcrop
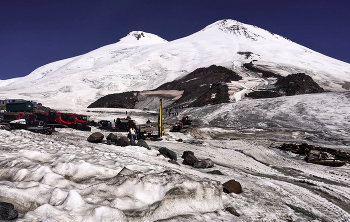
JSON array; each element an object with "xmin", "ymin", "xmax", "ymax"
[
  {"xmin": 88, "ymin": 91, "xmax": 139, "ymax": 108},
  {"xmin": 276, "ymin": 73, "xmax": 324, "ymax": 96},
  {"xmin": 0, "ymin": 202, "xmax": 18, "ymax": 220},
  {"xmin": 87, "ymin": 132, "xmax": 104, "ymax": 143},
  {"xmin": 87, "ymin": 65, "xmax": 242, "ymax": 109},
  {"xmin": 222, "ymin": 180, "xmax": 242, "ymax": 194},
  {"xmin": 189, "ymin": 82, "xmax": 230, "ymax": 107}
]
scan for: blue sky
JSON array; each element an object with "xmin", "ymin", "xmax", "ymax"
[{"xmin": 1, "ymin": 0, "xmax": 349, "ymax": 80}]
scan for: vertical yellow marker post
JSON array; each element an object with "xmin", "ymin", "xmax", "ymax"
[{"xmin": 159, "ymin": 99, "xmax": 163, "ymax": 138}]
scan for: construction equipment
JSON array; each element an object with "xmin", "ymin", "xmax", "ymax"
[
  {"xmin": 181, "ymin": 116, "xmax": 192, "ymax": 125},
  {"xmin": 136, "ymin": 99, "xmax": 164, "ymax": 141},
  {"xmin": 170, "ymin": 122, "xmax": 187, "ymax": 133}
]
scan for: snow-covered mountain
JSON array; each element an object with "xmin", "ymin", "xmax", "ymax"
[{"xmin": 1, "ymin": 19, "xmax": 349, "ymax": 110}]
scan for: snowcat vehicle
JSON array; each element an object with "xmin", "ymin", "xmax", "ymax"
[
  {"xmin": 47, "ymin": 111, "xmax": 76, "ymax": 128},
  {"xmin": 115, "ymin": 118, "xmax": 135, "ymax": 131},
  {"xmin": 98, "ymin": 120, "xmax": 114, "ymax": 131},
  {"xmin": 9, "ymin": 113, "xmax": 53, "ymax": 134}
]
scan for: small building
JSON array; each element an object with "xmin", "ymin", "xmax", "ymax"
[{"xmin": 6, "ymin": 101, "xmax": 34, "ymax": 112}]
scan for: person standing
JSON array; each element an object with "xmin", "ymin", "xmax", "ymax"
[{"xmin": 129, "ymin": 126, "xmax": 137, "ymax": 143}]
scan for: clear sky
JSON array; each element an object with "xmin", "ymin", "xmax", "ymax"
[{"xmin": 1, "ymin": 0, "xmax": 349, "ymax": 80}]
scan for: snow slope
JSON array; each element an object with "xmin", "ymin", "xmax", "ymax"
[{"xmin": 0, "ymin": 20, "xmax": 350, "ymax": 110}]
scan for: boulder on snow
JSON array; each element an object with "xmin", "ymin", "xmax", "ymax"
[
  {"xmin": 226, "ymin": 206, "xmax": 240, "ymax": 217},
  {"xmin": 158, "ymin": 147, "xmax": 177, "ymax": 161},
  {"xmin": 136, "ymin": 139, "xmax": 150, "ymax": 150},
  {"xmin": 87, "ymin": 132, "xmax": 104, "ymax": 143},
  {"xmin": 181, "ymin": 151, "xmax": 194, "ymax": 159},
  {"xmin": 222, "ymin": 180, "xmax": 242, "ymax": 194},
  {"xmin": 182, "ymin": 154, "xmax": 198, "ymax": 166},
  {"xmin": 207, "ymin": 170, "xmax": 224, "ymax": 175},
  {"xmin": 116, "ymin": 136, "xmax": 129, "ymax": 147},
  {"xmin": 193, "ymin": 158, "xmax": 214, "ymax": 168},
  {"xmin": 0, "ymin": 202, "xmax": 18, "ymax": 220},
  {"xmin": 106, "ymin": 133, "xmax": 118, "ymax": 143}
]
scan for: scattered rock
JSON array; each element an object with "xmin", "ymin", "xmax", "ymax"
[
  {"xmin": 158, "ymin": 147, "xmax": 177, "ymax": 161},
  {"xmin": 193, "ymin": 158, "xmax": 214, "ymax": 168},
  {"xmin": 0, "ymin": 202, "xmax": 18, "ymax": 220},
  {"xmin": 207, "ymin": 170, "xmax": 224, "ymax": 175},
  {"xmin": 136, "ymin": 139, "xmax": 150, "ymax": 150},
  {"xmin": 176, "ymin": 138, "xmax": 183, "ymax": 142},
  {"xmin": 222, "ymin": 180, "xmax": 242, "ymax": 194},
  {"xmin": 182, "ymin": 154, "xmax": 198, "ymax": 166},
  {"xmin": 181, "ymin": 151, "xmax": 194, "ymax": 159},
  {"xmin": 226, "ymin": 206, "xmax": 240, "ymax": 217},
  {"xmin": 87, "ymin": 132, "xmax": 104, "ymax": 143},
  {"xmin": 106, "ymin": 133, "xmax": 118, "ymax": 143},
  {"xmin": 117, "ymin": 136, "xmax": 129, "ymax": 147}
]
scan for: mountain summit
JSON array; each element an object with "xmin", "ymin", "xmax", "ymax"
[
  {"xmin": 0, "ymin": 19, "xmax": 349, "ymax": 109},
  {"xmin": 117, "ymin": 31, "xmax": 168, "ymax": 46}
]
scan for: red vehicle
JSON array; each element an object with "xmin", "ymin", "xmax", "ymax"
[
  {"xmin": 74, "ymin": 114, "xmax": 88, "ymax": 124},
  {"xmin": 47, "ymin": 111, "xmax": 76, "ymax": 126}
]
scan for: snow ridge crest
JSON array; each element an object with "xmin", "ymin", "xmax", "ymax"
[{"xmin": 203, "ymin": 19, "xmax": 266, "ymax": 41}]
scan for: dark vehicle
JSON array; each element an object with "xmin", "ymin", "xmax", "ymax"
[
  {"xmin": 181, "ymin": 116, "xmax": 192, "ymax": 125},
  {"xmin": 98, "ymin": 120, "xmax": 113, "ymax": 131},
  {"xmin": 115, "ymin": 118, "xmax": 134, "ymax": 131},
  {"xmin": 9, "ymin": 113, "xmax": 53, "ymax": 134}
]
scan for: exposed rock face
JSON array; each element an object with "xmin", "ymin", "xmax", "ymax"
[
  {"xmin": 157, "ymin": 65, "xmax": 241, "ymax": 106},
  {"xmin": 87, "ymin": 65, "xmax": 242, "ymax": 109},
  {"xmin": 88, "ymin": 91, "xmax": 139, "ymax": 108},
  {"xmin": 189, "ymin": 82, "xmax": 230, "ymax": 107},
  {"xmin": 246, "ymin": 71, "xmax": 324, "ymax": 99},
  {"xmin": 222, "ymin": 180, "xmax": 242, "ymax": 194},
  {"xmin": 87, "ymin": 132, "xmax": 104, "ymax": 143},
  {"xmin": 276, "ymin": 73, "xmax": 324, "ymax": 96}
]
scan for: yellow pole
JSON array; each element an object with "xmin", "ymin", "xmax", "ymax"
[{"xmin": 159, "ymin": 99, "xmax": 162, "ymax": 137}]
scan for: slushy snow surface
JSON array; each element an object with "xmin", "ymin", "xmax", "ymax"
[{"xmin": 1, "ymin": 91, "xmax": 350, "ymax": 221}]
